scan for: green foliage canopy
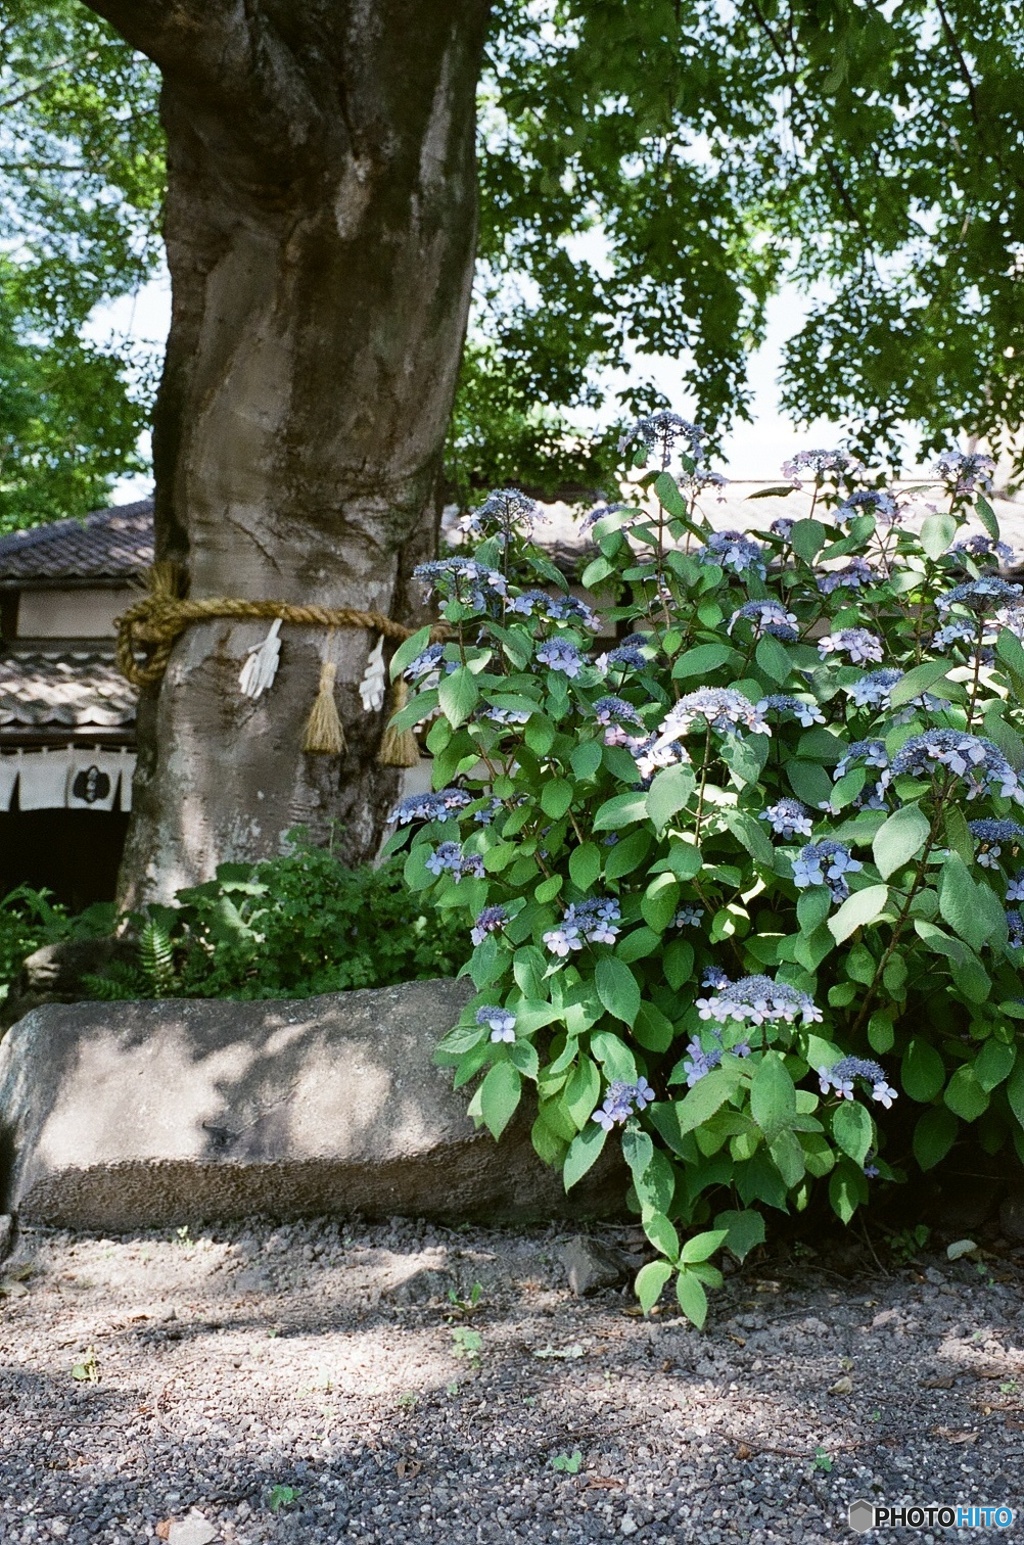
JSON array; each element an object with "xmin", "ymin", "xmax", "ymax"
[{"xmin": 1, "ymin": 0, "xmax": 1022, "ymax": 525}]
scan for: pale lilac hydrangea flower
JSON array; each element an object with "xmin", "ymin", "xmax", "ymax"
[
  {"xmin": 728, "ymin": 600, "xmax": 799, "ymax": 640},
  {"xmin": 389, "ymin": 788, "xmax": 471, "ymax": 825},
  {"xmin": 471, "ymin": 904, "xmax": 510, "ymax": 946},
  {"xmin": 536, "ymin": 637, "xmax": 584, "ymax": 677},
  {"xmin": 756, "ymin": 694, "xmax": 825, "ymax": 728},
  {"xmin": 817, "ymin": 628, "xmax": 885, "ymax": 665},
  {"xmin": 618, "ymin": 411, "xmax": 706, "ymax": 469},
  {"xmin": 933, "ymin": 450, "xmax": 995, "ymax": 497},
  {"xmin": 782, "ymin": 449, "xmax": 855, "ymax": 484},
  {"xmin": 673, "ymin": 905, "xmax": 705, "ymax": 927},
  {"xmin": 476, "ymin": 1006, "xmax": 516, "ymax": 1042},
  {"xmin": 415, "ymin": 556, "xmax": 507, "ymax": 609},
  {"xmin": 653, "ymin": 688, "xmax": 769, "ymax": 750},
  {"xmin": 459, "ymin": 487, "xmax": 538, "ymax": 543},
  {"xmin": 696, "ymin": 530, "xmax": 767, "ymax": 578},
  {"xmin": 696, "ymin": 973, "xmax": 822, "ymax": 1027},
  {"xmin": 816, "ymin": 558, "xmax": 876, "ymax": 594},
  {"xmin": 425, "ymin": 842, "xmax": 485, "ymax": 881},
  {"xmin": 835, "ymin": 488, "xmax": 899, "ymax": 524},
  {"xmin": 891, "ymin": 730, "xmax": 1023, "ymax": 803},
  {"xmin": 543, "ymin": 897, "xmax": 621, "ymax": 955},
  {"xmin": 760, "ymin": 798, "xmax": 813, "ymax": 839},
  {"xmin": 968, "ymin": 819, "xmax": 1024, "ymax": 869},
  {"xmin": 792, "ymin": 839, "xmax": 863, "ymax": 901},
  {"xmin": 591, "ymin": 1077, "xmax": 656, "ymax": 1129},
  {"xmin": 818, "ymin": 1057, "xmax": 897, "ymax": 1107}
]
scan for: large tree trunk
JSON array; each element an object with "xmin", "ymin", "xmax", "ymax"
[{"xmin": 81, "ymin": 0, "xmax": 490, "ymax": 905}]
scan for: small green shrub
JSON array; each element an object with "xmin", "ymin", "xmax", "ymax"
[
  {"xmin": 85, "ymin": 831, "xmax": 470, "ymax": 1000},
  {"xmin": 0, "ymin": 884, "xmax": 113, "ymax": 1001}
]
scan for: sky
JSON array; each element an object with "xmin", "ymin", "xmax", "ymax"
[{"xmin": 88, "ymin": 272, "xmax": 878, "ymax": 503}]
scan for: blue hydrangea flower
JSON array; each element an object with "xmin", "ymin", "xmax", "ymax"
[
  {"xmin": 472, "ymin": 797, "xmax": 503, "ymax": 826},
  {"xmin": 818, "ymin": 1057, "xmax": 897, "ymax": 1107},
  {"xmin": 414, "ymin": 557, "xmax": 507, "ymax": 609},
  {"xmin": 932, "ymin": 617, "xmax": 978, "ymax": 651},
  {"xmin": 476, "ymin": 1005, "xmax": 516, "ymax": 1043},
  {"xmin": 845, "ymin": 669, "xmax": 903, "ymax": 709},
  {"xmin": 655, "ymin": 688, "xmax": 769, "ymax": 748},
  {"xmin": 760, "ymin": 798, "xmax": 813, "ymax": 839},
  {"xmin": 470, "ymin": 904, "xmax": 510, "ymax": 946},
  {"xmin": 835, "ymin": 488, "xmax": 898, "ymax": 523},
  {"xmin": 1007, "ymin": 910, "xmax": 1024, "ymax": 949},
  {"xmin": 679, "ymin": 1029, "xmax": 752, "ymax": 1087},
  {"xmin": 425, "ymin": 842, "xmax": 485, "ymax": 881},
  {"xmin": 618, "ymin": 411, "xmax": 706, "ymax": 469},
  {"xmin": 507, "ymin": 588, "xmax": 553, "ymax": 617},
  {"xmin": 630, "ymin": 734, "xmax": 691, "ymax": 782},
  {"xmin": 834, "ymin": 739, "xmax": 890, "ymax": 779},
  {"xmin": 817, "ymin": 628, "xmax": 885, "ymax": 665},
  {"xmin": 792, "ymin": 840, "xmax": 863, "ymax": 901},
  {"xmin": 968, "ymin": 819, "xmax": 1024, "ymax": 868},
  {"xmin": 728, "ymin": 600, "xmax": 799, "ymax": 641},
  {"xmin": 403, "ymin": 642, "xmax": 447, "ymax": 682},
  {"xmin": 951, "ymin": 533, "xmax": 1016, "ymax": 567},
  {"xmin": 389, "ymin": 788, "xmax": 471, "ymax": 825},
  {"xmin": 933, "ymin": 450, "xmax": 995, "ymax": 496},
  {"xmin": 891, "ymin": 730, "xmax": 1023, "ymax": 802},
  {"xmin": 458, "ymin": 487, "xmax": 538, "ymax": 543},
  {"xmin": 581, "ymin": 500, "xmax": 632, "ymax": 531},
  {"xmin": 543, "ymin": 897, "xmax": 621, "ymax": 955},
  {"xmin": 591, "ymin": 1077, "xmax": 656, "ymax": 1129},
  {"xmin": 816, "ymin": 558, "xmax": 876, "ymax": 594},
  {"xmin": 696, "ymin": 530, "xmax": 767, "ymax": 578},
  {"xmin": 770, "ymin": 516, "xmax": 795, "ymax": 541},
  {"xmin": 696, "ymin": 973, "xmax": 822, "ymax": 1027},
  {"xmin": 1007, "ymin": 872, "xmax": 1024, "ymax": 902},
  {"xmin": 596, "ymin": 637, "xmax": 654, "ymax": 673},
  {"xmin": 756, "ymin": 694, "xmax": 825, "ymax": 728},
  {"xmin": 594, "ymin": 696, "xmax": 644, "ymax": 728},
  {"xmin": 673, "ymin": 905, "xmax": 705, "ymax": 927},
  {"xmin": 482, "ymin": 704, "xmax": 531, "ymax": 726},
  {"xmin": 702, "ymin": 965, "xmax": 730, "ymax": 989},
  {"xmin": 536, "ymin": 637, "xmax": 584, "ymax": 677},
  {"xmin": 935, "ymin": 577, "xmax": 1023, "ymax": 615},
  {"xmin": 782, "ymin": 449, "xmax": 855, "ymax": 484},
  {"xmin": 547, "ymin": 594, "xmax": 598, "ymax": 628}
]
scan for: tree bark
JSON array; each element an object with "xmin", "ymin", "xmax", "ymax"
[{"xmin": 79, "ymin": 0, "xmax": 490, "ymax": 904}]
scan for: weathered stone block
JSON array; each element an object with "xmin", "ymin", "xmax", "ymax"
[{"xmin": 0, "ymin": 978, "xmax": 624, "ymax": 1238}]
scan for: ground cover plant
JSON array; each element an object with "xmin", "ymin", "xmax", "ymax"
[
  {"xmin": 0, "ymin": 885, "xmax": 112, "ymax": 1003},
  {"xmin": 83, "ymin": 833, "xmax": 469, "ymax": 1001},
  {"xmin": 385, "ymin": 419, "xmax": 1024, "ymax": 1325}
]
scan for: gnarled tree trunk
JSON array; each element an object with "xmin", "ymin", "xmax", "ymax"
[{"xmin": 81, "ymin": 0, "xmax": 490, "ymax": 904}]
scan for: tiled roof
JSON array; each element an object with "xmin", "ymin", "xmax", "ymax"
[
  {"xmin": 0, "ymin": 500, "xmax": 154, "ymax": 583},
  {"xmin": 0, "ymin": 651, "xmax": 137, "ymax": 729}
]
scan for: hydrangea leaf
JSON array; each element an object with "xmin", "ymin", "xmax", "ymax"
[
  {"xmin": 827, "ymin": 884, "xmax": 889, "ymax": 943},
  {"xmin": 872, "ymin": 804, "xmax": 931, "ymax": 879},
  {"xmin": 562, "ymin": 1120, "xmax": 608, "ymax": 1192}
]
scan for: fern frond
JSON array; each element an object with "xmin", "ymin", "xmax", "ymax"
[{"xmin": 139, "ymin": 920, "xmax": 177, "ymax": 997}]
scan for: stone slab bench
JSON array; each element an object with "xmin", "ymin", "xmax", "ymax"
[{"xmin": 0, "ymin": 978, "xmax": 622, "ymax": 1243}]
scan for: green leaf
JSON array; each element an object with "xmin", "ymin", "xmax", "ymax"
[
  {"xmin": 832, "ymin": 1101, "xmax": 873, "ymax": 1165},
  {"xmin": 570, "ymin": 739, "xmax": 603, "ymax": 780},
  {"xmin": 750, "ymin": 1054, "xmax": 796, "ymax": 1142},
  {"xmin": 790, "ymin": 518, "xmax": 827, "ymax": 561},
  {"xmin": 919, "ymin": 510, "xmax": 956, "ymax": 559},
  {"xmin": 672, "ymin": 642, "xmax": 738, "ymax": 679},
  {"xmin": 714, "ymin": 1209, "xmax": 765, "ymax": 1263},
  {"xmin": 564, "ymin": 1057, "xmax": 602, "ymax": 1127},
  {"xmin": 657, "ymin": 1066, "xmax": 739, "ymax": 1141},
  {"xmin": 621, "ymin": 1124, "xmax": 654, "ymax": 1184},
  {"xmin": 595, "ymin": 957, "xmax": 641, "ymax": 1025},
  {"xmin": 605, "ymin": 828, "xmax": 652, "ymax": 881},
  {"xmin": 663, "ymin": 840, "xmax": 703, "ymax": 880},
  {"xmin": 562, "ymin": 1120, "xmax": 608, "ymax": 1191},
  {"xmin": 389, "ymin": 624, "xmax": 433, "ymax": 680},
  {"xmin": 535, "ymin": 873, "xmax": 563, "ymax": 904},
  {"xmin": 590, "ymin": 1029, "xmax": 637, "ymax": 1083},
  {"xmin": 768, "ymin": 1128, "xmax": 805, "ymax": 1187},
  {"xmin": 541, "ymin": 780, "xmax": 573, "ymax": 820},
  {"xmin": 635, "ymin": 1259, "xmax": 673, "ymax": 1315},
  {"xmin": 1006, "ymin": 1060, "xmax": 1024, "ymax": 1130},
  {"xmin": 913, "ymin": 1106, "xmax": 959, "ymax": 1170},
  {"xmin": 568, "ymin": 842, "xmax": 602, "ymax": 891},
  {"xmin": 646, "ymin": 764, "xmax": 696, "ymax": 830},
  {"xmin": 722, "ymin": 809, "xmax": 775, "ymax": 866},
  {"xmin": 641, "ymin": 872, "xmax": 680, "ymax": 933},
  {"xmin": 755, "ymin": 633, "xmax": 792, "ymax": 685},
  {"xmin": 943, "ymin": 1065, "xmax": 989, "ymax": 1122},
  {"xmin": 675, "ymin": 1269, "xmax": 708, "ymax": 1329},
  {"xmin": 678, "ymin": 1227, "xmax": 728, "ymax": 1263},
  {"xmin": 634, "ymin": 1000, "xmax": 675, "ymax": 1051},
  {"xmin": 828, "ymin": 884, "xmax": 889, "ymax": 943},
  {"xmin": 787, "ymin": 760, "xmax": 834, "ymax": 807},
  {"xmin": 975, "ymin": 494, "xmax": 1000, "ymax": 542},
  {"xmin": 901, "ymin": 1038, "xmax": 945, "ymax": 1102},
  {"xmin": 888, "ymin": 658, "xmax": 956, "ymax": 708},
  {"xmin": 593, "ymin": 792, "xmax": 649, "ymax": 831},
  {"xmin": 943, "ymin": 805, "xmax": 974, "ymax": 864},
  {"xmin": 438, "ymin": 666, "xmax": 480, "ymax": 729},
  {"xmin": 938, "ymin": 855, "xmax": 1006, "ymax": 953},
  {"xmin": 872, "ymin": 805, "xmax": 930, "ymax": 879},
  {"xmin": 642, "ymin": 1209, "xmax": 681, "ymax": 1261},
  {"xmin": 478, "ymin": 1062, "xmax": 522, "ymax": 1140},
  {"xmin": 975, "ymin": 1039, "xmax": 1016, "ymax": 1092}
]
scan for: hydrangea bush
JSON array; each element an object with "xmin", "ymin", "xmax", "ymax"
[{"xmin": 383, "ymin": 422, "xmax": 1024, "ymax": 1326}]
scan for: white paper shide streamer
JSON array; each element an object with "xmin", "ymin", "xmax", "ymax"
[
  {"xmin": 238, "ymin": 618, "xmax": 282, "ymax": 699},
  {"xmin": 359, "ymin": 635, "xmax": 387, "ymax": 714}
]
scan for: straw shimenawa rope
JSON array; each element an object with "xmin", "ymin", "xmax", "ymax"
[{"xmin": 115, "ymin": 565, "xmax": 443, "ymax": 766}]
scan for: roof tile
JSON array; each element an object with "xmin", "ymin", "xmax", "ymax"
[
  {"xmin": 0, "ymin": 500, "xmax": 154, "ymax": 583},
  {"xmin": 0, "ymin": 651, "xmax": 137, "ymax": 729}
]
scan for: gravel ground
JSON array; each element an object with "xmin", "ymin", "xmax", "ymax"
[{"xmin": 2, "ymin": 1217, "xmax": 1022, "ymax": 1545}]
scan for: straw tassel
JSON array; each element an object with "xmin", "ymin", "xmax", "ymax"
[
  {"xmin": 378, "ymin": 675, "xmax": 419, "ymax": 767},
  {"xmin": 303, "ymin": 658, "xmax": 345, "ymax": 754}
]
